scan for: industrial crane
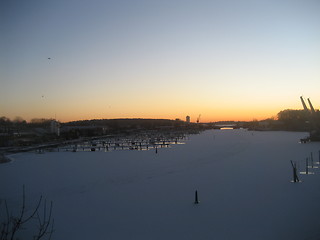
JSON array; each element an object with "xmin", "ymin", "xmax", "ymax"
[
  {"xmin": 300, "ymin": 96, "xmax": 320, "ymax": 141},
  {"xmin": 300, "ymin": 96, "xmax": 309, "ymax": 112},
  {"xmin": 196, "ymin": 114, "xmax": 201, "ymax": 123},
  {"xmin": 300, "ymin": 96, "xmax": 317, "ymax": 115}
]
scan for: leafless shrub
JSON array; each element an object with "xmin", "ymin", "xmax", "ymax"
[{"xmin": 0, "ymin": 186, "xmax": 54, "ymax": 240}]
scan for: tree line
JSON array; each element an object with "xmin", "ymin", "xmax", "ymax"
[{"xmin": 1, "ymin": 108, "xmax": 319, "ymax": 132}]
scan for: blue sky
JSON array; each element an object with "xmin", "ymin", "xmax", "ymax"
[{"xmin": 1, "ymin": 0, "xmax": 320, "ymax": 122}]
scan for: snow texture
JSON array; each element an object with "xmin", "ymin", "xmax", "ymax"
[{"xmin": 1, "ymin": 130, "xmax": 320, "ymax": 240}]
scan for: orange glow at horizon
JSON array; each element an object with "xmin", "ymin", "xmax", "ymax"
[
  {"xmin": 2, "ymin": 89, "xmax": 311, "ymax": 123},
  {"xmin": 13, "ymin": 107, "xmax": 286, "ymax": 123}
]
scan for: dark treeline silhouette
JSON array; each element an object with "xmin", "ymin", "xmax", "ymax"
[
  {"xmin": 277, "ymin": 109, "xmax": 311, "ymax": 131},
  {"xmin": 0, "ymin": 117, "xmax": 59, "ymax": 147},
  {"xmin": 61, "ymin": 118, "xmax": 194, "ymax": 139},
  {"xmin": 0, "ymin": 117, "xmax": 55, "ymax": 129},
  {"xmin": 277, "ymin": 109, "xmax": 320, "ymax": 137},
  {"xmin": 65, "ymin": 118, "xmax": 184, "ymax": 129},
  {"xmin": 0, "ymin": 117, "xmax": 185, "ymax": 129}
]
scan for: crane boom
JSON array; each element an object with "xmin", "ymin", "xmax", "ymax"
[
  {"xmin": 300, "ymin": 96, "xmax": 309, "ymax": 112},
  {"xmin": 307, "ymin": 98, "xmax": 316, "ymax": 114},
  {"xmin": 299, "ymin": 96, "xmax": 320, "ymax": 141}
]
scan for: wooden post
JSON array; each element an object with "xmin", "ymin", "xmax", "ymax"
[
  {"xmin": 194, "ymin": 190, "xmax": 199, "ymax": 204},
  {"xmin": 306, "ymin": 158, "xmax": 309, "ymax": 174},
  {"xmin": 290, "ymin": 160, "xmax": 299, "ymax": 182}
]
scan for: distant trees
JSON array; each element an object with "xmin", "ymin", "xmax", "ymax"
[
  {"xmin": 64, "ymin": 118, "xmax": 188, "ymax": 131},
  {"xmin": 29, "ymin": 118, "xmax": 54, "ymax": 128},
  {"xmin": 0, "ymin": 116, "xmax": 26, "ymax": 125},
  {"xmin": 0, "ymin": 117, "xmax": 26, "ymax": 135},
  {"xmin": 0, "ymin": 117, "xmax": 54, "ymax": 130},
  {"xmin": 277, "ymin": 109, "xmax": 310, "ymax": 122},
  {"xmin": 12, "ymin": 117, "xmax": 26, "ymax": 125},
  {"xmin": 0, "ymin": 117, "xmax": 58, "ymax": 147},
  {"xmin": 277, "ymin": 109, "xmax": 310, "ymax": 131},
  {"xmin": 0, "ymin": 117, "xmax": 11, "ymax": 125},
  {"xmin": 0, "ymin": 117, "xmax": 13, "ymax": 132}
]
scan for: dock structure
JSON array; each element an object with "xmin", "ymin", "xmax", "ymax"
[
  {"xmin": 1, "ymin": 129, "xmax": 198, "ymax": 154},
  {"xmin": 59, "ymin": 131, "xmax": 188, "ymax": 152}
]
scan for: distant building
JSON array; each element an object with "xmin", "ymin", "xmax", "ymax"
[
  {"xmin": 50, "ymin": 120, "xmax": 60, "ymax": 136},
  {"xmin": 186, "ymin": 116, "xmax": 190, "ymax": 123}
]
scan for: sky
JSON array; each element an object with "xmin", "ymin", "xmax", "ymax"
[{"xmin": 1, "ymin": 0, "xmax": 320, "ymax": 123}]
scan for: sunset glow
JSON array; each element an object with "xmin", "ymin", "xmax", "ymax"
[{"xmin": 1, "ymin": 0, "xmax": 319, "ymax": 123}]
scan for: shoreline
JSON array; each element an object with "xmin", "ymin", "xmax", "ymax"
[{"xmin": 0, "ymin": 154, "xmax": 11, "ymax": 164}]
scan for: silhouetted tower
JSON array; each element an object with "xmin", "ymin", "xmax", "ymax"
[
  {"xmin": 186, "ymin": 116, "xmax": 190, "ymax": 123},
  {"xmin": 197, "ymin": 114, "xmax": 201, "ymax": 123}
]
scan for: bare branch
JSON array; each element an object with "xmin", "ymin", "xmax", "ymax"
[
  {"xmin": 1, "ymin": 186, "xmax": 54, "ymax": 240},
  {"xmin": 0, "ymin": 200, "xmax": 10, "ymax": 240},
  {"xmin": 34, "ymin": 200, "xmax": 54, "ymax": 240},
  {"xmin": 21, "ymin": 196, "xmax": 43, "ymax": 224},
  {"xmin": 10, "ymin": 185, "xmax": 26, "ymax": 240}
]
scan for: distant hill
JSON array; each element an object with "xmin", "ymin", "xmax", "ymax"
[{"xmin": 63, "ymin": 118, "xmax": 186, "ymax": 129}]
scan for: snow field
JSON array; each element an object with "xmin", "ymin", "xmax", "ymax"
[{"xmin": 1, "ymin": 130, "xmax": 320, "ymax": 240}]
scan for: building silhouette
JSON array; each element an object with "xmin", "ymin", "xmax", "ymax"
[{"xmin": 186, "ymin": 116, "xmax": 190, "ymax": 123}]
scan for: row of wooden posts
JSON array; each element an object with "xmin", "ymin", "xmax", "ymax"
[
  {"xmin": 291, "ymin": 150, "xmax": 320, "ymax": 183},
  {"xmin": 59, "ymin": 136, "xmax": 186, "ymax": 153}
]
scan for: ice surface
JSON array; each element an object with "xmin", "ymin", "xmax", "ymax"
[{"xmin": 1, "ymin": 130, "xmax": 320, "ymax": 240}]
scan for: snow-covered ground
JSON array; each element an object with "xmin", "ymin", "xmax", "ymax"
[{"xmin": 1, "ymin": 129, "xmax": 320, "ymax": 240}]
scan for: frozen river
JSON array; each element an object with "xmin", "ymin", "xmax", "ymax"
[{"xmin": 1, "ymin": 129, "xmax": 320, "ymax": 240}]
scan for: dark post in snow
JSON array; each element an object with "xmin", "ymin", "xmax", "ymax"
[
  {"xmin": 155, "ymin": 147, "xmax": 158, "ymax": 154},
  {"xmin": 311, "ymin": 153, "xmax": 314, "ymax": 168},
  {"xmin": 194, "ymin": 190, "xmax": 199, "ymax": 204},
  {"xmin": 306, "ymin": 158, "xmax": 309, "ymax": 175},
  {"xmin": 290, "ymin": 160, "xmax": 300, "ymax": 182}
]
